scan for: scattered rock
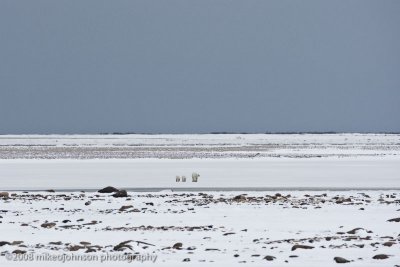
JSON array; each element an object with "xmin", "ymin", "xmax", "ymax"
[
  {"xmin": 372, "ymin": 254, "xmax": 390, "ymax": 260},
  {"xmin": 334, "ymin": 257, "xmax": 350, "ymax": 263},
  {"xmin": 173, "ymin": 242, "xmax": 183, "ymax": 249},
  {"xmin": 69, "ymin": 245, "xmax": 84, "ymax": 251},
  {"xmin": 223, "ymin": 232, "xmax": 236, "ymax": 236},
  {"xmin": 182, "ymin": 258, "xmax": 190, "ymax": 262},
  {"xmin": 291, "ymin": 245, "xmax": 314, "ymax": 251},
  {"xmin": 46, "ymin": 189, "xmax": 55, "ymax": 193},
  {"xmin": 0, "ymin": 241, "xmax": 11, "ymax": 246},
  {"xmin": 382, "ymin": 241, "xmax": 395, "ymax": 247},
  {"xmin": 98, "ymin": 186, "xmax": 119, "ymax": 193},
  {"xmin": 119, "ymin": 205, "xmax": 134, "ymax": 211},
  {"xmin": 41, "ymin": 222, "xmax": 56, "ymax": 228},
  {"xmin": 112, "ymin": 190, "xmax": 128, "ymax": 198},
  {"xmin": 233, "ymin": 195, "xmax": 246, "ymax": 201},
  {"xmin": 12, "ymin": 250, "xmax": 26, "ymax": 254},
  {"xmin": 84, "ymin": 201, "xmax": 91, "ymax": 206},
  {"xmin": 387, "ymin": 218, "xmax": 400, "ymax": 222},
  {"xmin": 347, "ymin": 227, "xmax": 364, "ymax": 234},
  {"xmin": 264, "ymin": 255, "xmax": 276, "ymax": 261},
  {"xmin": 114, "ymin": 241, "xmax": 132, "ymax": 251}
]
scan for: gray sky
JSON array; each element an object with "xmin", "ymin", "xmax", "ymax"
[{"xmin": 1, "ymin": 0, "xmax": 399, "ymax": 134}]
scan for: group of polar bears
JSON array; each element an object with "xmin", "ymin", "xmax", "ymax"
[{"xmin": 176, "ymin": 172, "xmax": 200, "ymax": 182}]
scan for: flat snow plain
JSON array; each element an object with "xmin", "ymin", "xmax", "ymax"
[
  {"xmin": 0, "ymin": 134, "xmax": 399, "ymax": 266},
  {"xmin": 0, "ymin": 133, "xmax": 399, "ymax": 190}
]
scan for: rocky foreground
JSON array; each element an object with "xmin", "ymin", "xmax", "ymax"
[{"xmin": 0, "ymin": 189, "xmax": 399, "ymax": 266}]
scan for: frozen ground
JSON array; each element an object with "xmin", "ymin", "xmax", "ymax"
[
  {"xmin": 0, "ymin": 158, "xmax": 400, "ymax": 190},
  {"xmin": 1, "ymin": 190, "xmax": 400, "ymax": 266},
  {"xmin": 0, "ymin": 133, "xmax": 399, "ymax": 159},
  {"xmin": 0, "ymin": 134, "xmax": 399, "ymax": 190},
  {"xmin": 0, "ymin": 134, "xmax": 399, "ymax": 266}
]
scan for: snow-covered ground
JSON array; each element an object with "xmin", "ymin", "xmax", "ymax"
[
  {"xmin": 0, "ymin": 158, "xmax": 399, "ymax": 190},
  {"xmin": 0, "ymin": 134, "xmax": 399, "ymax": 266},
  {"xmin": 0, "ymin": 134, "xmax": 399, "ymax": 190},
  {"xmin": 1, "ymin": 190, "xmax": 399, "ymax": 266},
  {"xmin": 0, "ymin": 133, "xmax": 399, "ymax": 159}
]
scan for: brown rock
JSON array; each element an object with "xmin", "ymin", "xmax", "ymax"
[
  {"xmin": 372, "ymin": 254, "xmax": 390, "ymax": 260},
  {"xmin": 291, "ymin": 244, "xmax": 314, "ymax": 251},
  {"xmin": 119, "ymin": 205, "xmax": 134, "ymax": 211},
  {"xmin": 173, "ymin": 242, "xmax": 183, "ymax": 249},
  {"xmin": 69, "ymin": 245, "xmax": 84, "ymax": 251},
  {"xmin": 264, "ymin": 255, "xmax": 276, "ymax": 261},
  {"xmin": 112, "ymin": 190, "xmax": 128, "ymax": 198},
  {"xmin": 41, "ymin": 222, "xmax": 56, "ymax": 228},
  {"xmin": 12, "ymin": 250, "xmax": 26, "ymax": 254},
  {"xmin": 382, "ymin": 241, "xmax": 395, "ymax": 247},
  {"xmin": 98, "ymin": 186, "xmax": 119, "ymax": 193},
  {"xmin": 233, "ymin": 195, "xmax": 246, "ymax": 201},
  {"xmin": 334, "ymin": 257, "xmax": 350, "ymax": 263}
]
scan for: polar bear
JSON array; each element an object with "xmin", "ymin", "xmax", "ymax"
[
  {"xmin": 176, "ymin": 176, "xmax": 181, "ymax": 182},
  {"xmin": 192, "ymin": 172, "xmax": 200, "ymax": 182}
]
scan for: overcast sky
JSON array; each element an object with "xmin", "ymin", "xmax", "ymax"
[{"xmin": 0, "ymin": 0, "xmax": 399, "ymax": 134}]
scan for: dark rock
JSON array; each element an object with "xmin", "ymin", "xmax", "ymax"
[
  {"xmin": 372, "ymin": 254, "xmax": 390, "ymax": 260},
  {"xmin": 387, "ymin": 218, "xmax": 400, "ymax": 222},
  {"xmin": 182, "ymin": 258, "xmax": 190, "ymax": 262},
  {"xmin": 223, "ymin": 232, "xmax": 236, "ymax": 236},
  {"xmin": 334, "ymin": 257, "xmax": 350, "ymax": 263},
  {"xmin": 46, "ymin": 189, "xmax": 55, "ymax": 193},
  {"xmin": 49, "ymin": 241, "xmax": 62, "ymax": 245},
  {"xmin": 264, "ymin": 255, "xmax": 276, "ymax": 261},
  {"xmin": 41, "ymin": 222, "xmax": 56, "ymax": 228},
  {"xmin": 119, "ymin": 205, "xmax": 134, "ymax": 211},
  {"xmin": 382, "ymin": 241, "xmax": 395, "ymax": 247},
  {"xmin": 0, "ymin": 241, "xmax": 11, "ymax": 246},
  {"xmin": 69, "ymin": 245, "xmax": 84, "ymax": 251},
  {"xmin": 114, "ymin": 241, "xmax": 132, "ymax": 251},
  {"xmin": 85, "ymin": 248, "xmax": 97, "ymax": 253},
  {"xmin": 347, "ymin": 227, "xmax": 364, "ymax": 234},
  {"xmin": 62, "ymin": 220, "xmax": 71, "ymax": 223},
  {"xmin": 12, "ymin": 250, "xmax": 26, "ymax": 254},
  {"xmin": 84, "ymin": 201, "xmax": 91, "ymax": 206},
  {"xmin": 98, "ymin": 186, "xmax": 119, "ymax": 193},
  {"xmin": 173, "ymin": 242, "xmax": 183, "ymax": 249},
  {"xmin": 291, "ymin": 244, "xmax": 314, "ymax": 251},
  {"xmin": 112, "ymin": 190, "xmax": 128, "ymax": 198},
  {"xmin": 233, "ymin": 195, "xmax": 246, "ymax": 201}
]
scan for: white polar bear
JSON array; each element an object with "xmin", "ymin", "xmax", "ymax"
[
  {"xmin": 182, "ymin": 175, "xmax": 187, "ymax": 182},
  {"xmin": 176, "ymin": 175, "xmax": 181, "ymax": 182},
  {"xmin": 192, "ymin": 172, "xmax": 200, "ymax": 182}
]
